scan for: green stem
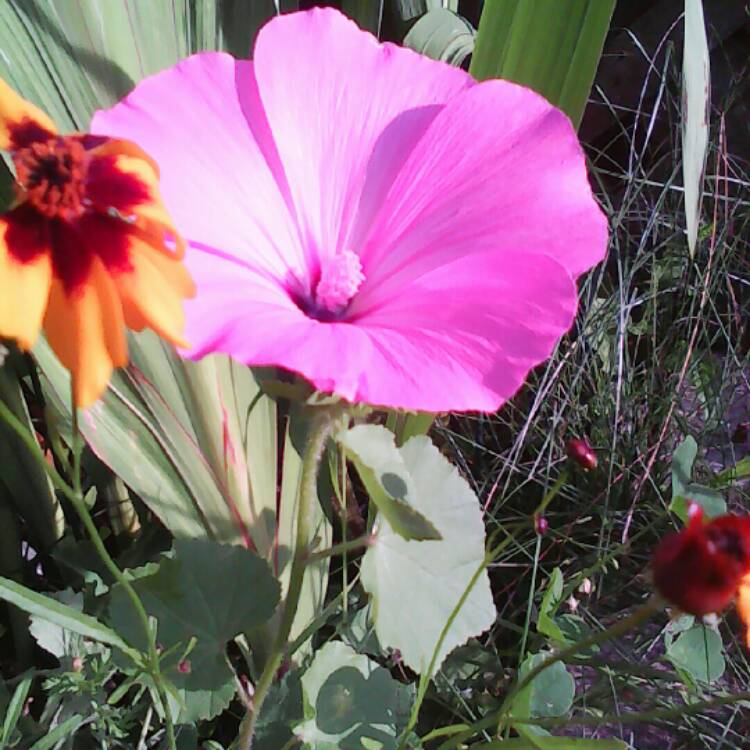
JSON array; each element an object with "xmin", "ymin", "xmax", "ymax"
[
  {"xmin": 239, "ymin": 408, "xmax": 341, "ymax": 750},
  {"xmin": 68, "ymin": 396, "xmax": 176, "ymax": 750},
  {"xmin": 435, "ymin": 597, "xmax": 662, "ymax": 749},
  {"xmin": 504, "ymin": 689, "xmax": 750, "ymax": 730},
  {"xmin": 0, "ymin": 395, "xmax": 176, "ymax": 750},
  {"xmin": 307, "ymin": 533, "xmax": 374, "ymax": 563},
  {"xmin": 397, "ymin": 526, "xmax": 520, "ymax": 749}
]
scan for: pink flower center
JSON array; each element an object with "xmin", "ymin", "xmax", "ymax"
[{"xmin": 314, "ymin": 249, "xmax": 364, "ymax": 314}]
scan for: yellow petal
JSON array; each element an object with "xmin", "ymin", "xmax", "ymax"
[
  {"xmin": 0, "ymin": 211, "xmax": 52, "ymax": 348},
  {"xmin": 0, "ymin": 78, "xmax": 56, "ymax": 150},
  {"xmin": 43, "ymin": 258, "xmax": 128, "ymax": 408},
  {"xmin": 114, "ymin": 234, "xmax": 195, "ymax": 348}
]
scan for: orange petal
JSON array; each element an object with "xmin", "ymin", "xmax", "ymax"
[
  {"xmin": 0, "ymin": 213, "xmax": 52, "ymax": 348},
  {"xmin": 43, "ymin": 258, "xmax": 128, "ymax": 408},
  {"xmin": 90, "ymin": 149, "xmax": 186, "ymax": 259},
  {"xmin": 0, "ymin": 78, "xmax": 56, "ymax": 150},
  {"xmin": 114, "ymin": 235, "xmax": 195, "ymax": 348},
  {"xmin": 737, "ymin": 573, "xmax": 750, "ymax": 648}
]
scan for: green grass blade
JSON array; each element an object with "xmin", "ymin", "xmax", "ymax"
[
  {"xmin": 0, "ymin": 576, "xmax": 137, "ymax": 658},
  {"xmin": 469, "ymin": 0, "xmax": 615, "ymax": 127}
]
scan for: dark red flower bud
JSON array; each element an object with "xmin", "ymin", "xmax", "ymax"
[
  {"xmin": 177, "ymin": 659, "xmax": 191, "ymax": 675},
  {"xmin": 534, "ymin": 515, "xmax": 548, "ymax": 536},
  {"xmin": 652, "ymin": 505, "xmax": 750, "ymax": 616},
  {"xmin": 566, "ymin": 437, "xmax": 597, "ymax": 470}
]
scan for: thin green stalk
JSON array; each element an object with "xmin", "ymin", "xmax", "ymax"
[
  {"xmin": 398, "ymin": 526, "xmax": 520, "ymax": 749},
  {"xmin": 504, "ymin": 689, "xmax": 750, "ymax": 731},
  {"xmin": 239, "ymin": 408, "xmax": 342, "ymax": 750},
  {"xmin": 0, "ymin": 394, "xmax": 176, "ymax": 750},
  {"xmin": 435, "ymin": 597, "xmax": 662, "ymax": 749}
]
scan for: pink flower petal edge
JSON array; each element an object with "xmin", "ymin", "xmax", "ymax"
[{"xmin": 93, "ymin": 7, "xmax": 608, "ymax": 413}]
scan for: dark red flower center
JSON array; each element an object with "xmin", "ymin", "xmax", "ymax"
[{"xmin": 13, "ymin": 137, "xmax": 87, "ymax": 222}]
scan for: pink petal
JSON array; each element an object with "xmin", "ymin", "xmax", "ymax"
[
  {"xmin": 353, "ymin": 79, "xmax": 607, "ymax": 312},
  {"xmin": 251, "ymin": 7, "xmax": 472, "ymax": 265},
  {"xmin": 183, "ymin": 246, "xmax": 577, "ymax": 412},
  {"xmin": 91, "ymin": 53, "xmax": 307, "ymax": 291}
]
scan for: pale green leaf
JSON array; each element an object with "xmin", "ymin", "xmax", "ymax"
[
  {"xmin": 28, "ymin": 590, "xmax": 85, "ymax": 659},
  {"xmin": 666, "ymin": 625, "xmax": 725, "ymax": 684},
  {"xmin": 359, "ymin": 433, "xmax": 495, "ymax": 673},
  {"xmin": 510, "ymin": 652, "xmax": 575, "ymax": 723},
  {"xmin": 470, "ymin": 0, "xmax": 615, "ymax": 127},
  {"xmin": 682, "ymin": 0, "xmax": 710, "ymax": 257},
  {"xmin": 670, "ymin": 483, "xmax": 726, "ymax": 522},
  {"xmin": 339, "ymin": 425, "xmax": 441, "ymax": 541},
  {"xmin": 403, "ymin": 8, "xmax": 475, "ymax": 68},
  {"xmin": 294, "ymin": 641, "xmax": 413, "ymax": 749}
]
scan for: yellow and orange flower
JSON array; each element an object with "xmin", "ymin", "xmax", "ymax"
[{"xmin": 0, "ymin": 79, "xmax": 194, "ymax": 407}]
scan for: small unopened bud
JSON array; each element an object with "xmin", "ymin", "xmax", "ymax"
[
  {"xmin": 534, "ymin": 515, "xmax": 548, "ymax": 536},
  {"xmin": 566, "ymin": 595, "xmax": 579, "ymax": 613},
  {"xmin": 578, "ymin": 577, "xmax": 593, "ymax": 595},
  {"xmin": 567, "ymin": 437, "xmax": 597, "ymax": 470},
  {"xmin": 71, "ymin": 656, "xmax": 84, "ymax": 672},
  {"xmin": 177, "ymin": 659, "xmax": 191, "ymax": 675}
]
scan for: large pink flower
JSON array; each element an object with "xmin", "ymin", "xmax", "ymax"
[{"xmin": 93, "ymin": 8, "xmax": 607, "ymax": 412}]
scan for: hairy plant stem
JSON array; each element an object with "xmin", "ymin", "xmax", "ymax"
[
  {"xmin": 0, "ymin": 393, "xmax": 176, "ymax": 750},
  {"xmin": 239, "ymin": 407, "xmax": 342, "ymax": 750},
  {"xmin": 434, "ymin": 596, "xmax": 662, "ymax": 749}
]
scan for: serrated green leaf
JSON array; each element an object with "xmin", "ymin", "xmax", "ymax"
[
  {"xmin": 682, "ymin": 0, "xmax": 710, "ymax": 257},
  {"xmin": 666, "ymin": 625, "xmax": 724, "ymax": 684},
  {"xmin": 510, "ymin": 653, "xmax": 575, "ymax": 724},
  {"xmin": 470, "ymin": 0, "xmax": 614, "ymax": 127},
  {"xmin": 403, "ymin": 8, "xmax": 475, "ymax": 68},
  {"xmin": 339, "ymin": 425, "xmax": 441, "ymax": 541},
  {"xmin": 358, "ymin": 433, "xmax": 495, "ymax": 673},
  {"xmin": 294, "ymin": 641, "xmax": 413, "ymax": 749},
  {"xmin": 109, "ymin": 539, "xmax": 279, "ymax": 722},
  {"xmin": 0, "ymin": 576, "xmax": 137, "ymax": 659}
]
